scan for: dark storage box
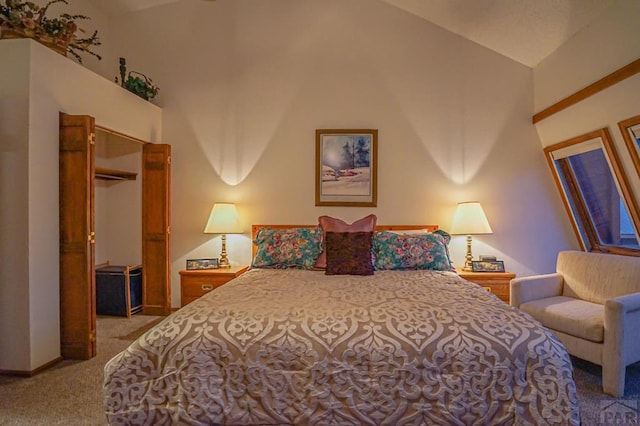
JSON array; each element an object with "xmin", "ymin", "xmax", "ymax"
[{"xmin": 96, "ymin": 265, "xmax": 142, "ymax": 317}]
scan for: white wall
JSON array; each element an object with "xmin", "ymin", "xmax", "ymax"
[
  {"xmin": 107, "ymin": 0, "xmax": 576, "ymax": 307},
  {"xmin": 533, "ymin": 1, "xmax": 640, "ymax": 202},
  {"xmin": 533, "ymin": 1, "xmax": 640, "ymax": 112},
  {"xmin": 0, "ymin": 42, "xmax": 32, "ymax": 372},
  {"xmin": 0, "ymin": 39, "xmax": 161, "ymax": 372}
]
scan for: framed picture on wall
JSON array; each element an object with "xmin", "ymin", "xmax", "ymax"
[{"xmin": 315, "ymin": 129, "xmax": 378, "ymax": 207}]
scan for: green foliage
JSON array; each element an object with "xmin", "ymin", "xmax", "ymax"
[
  {"xmin": 123, "ymin": 71, "xmax": 159, "ymax": 101},
  {"xmin": 0, "ymin": 0, "xmax": 101, "ymax": 63}
]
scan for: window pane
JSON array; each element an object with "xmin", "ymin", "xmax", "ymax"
[
  {"xmin": 556, "ymin": 148, "xmax": 639, "ymax": 249},
  {"xmin": 620, "ymin": 199, "xmax": 635, "ymax": 236},
  {"xmin": 630, "ymin": 124, "xmax": 640, "ymax": 149}
]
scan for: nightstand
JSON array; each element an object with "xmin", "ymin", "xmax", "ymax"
[
  {"xmin": 179, "ymin": 266, "xmax": 249, "ymax": 307},
  {"xmin": 457, "ymin": 270, "xmax": 516, "ymax": 303}
]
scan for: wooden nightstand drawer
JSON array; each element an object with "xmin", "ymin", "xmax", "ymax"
[
  {"xmin": 179, "ymin": 266, "xmax": 249, "ymax": 307},
  {"xmin": 457, "ymin": 271, "xmax": 516, "ymax": 303},
  {"xmin": 181, "ymin": 276, "xmax": 227, "ymax": 298},
  {"xmin": 480, "ymin": 282, "xmax": 509, "ymax": 300}
]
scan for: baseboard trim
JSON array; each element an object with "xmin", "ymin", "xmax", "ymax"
[{"xmin": 0, "ymin": 356, "xmax": 63, "ymax": 377}]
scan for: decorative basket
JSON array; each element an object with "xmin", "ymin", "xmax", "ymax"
[{"xmin": 0, "ymin": 27, "xmax": 68, "ymax": 57}]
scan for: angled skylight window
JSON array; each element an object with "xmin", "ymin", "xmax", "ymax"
[{"xmin": 545, "ymin": 128, "xmax": 640, "ymax": 255}]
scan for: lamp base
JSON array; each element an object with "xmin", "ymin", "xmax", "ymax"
[
  {"xmin": 218, "ymin": 256, "xmax": 231, "ymax": 268},
  {"xmin": 463, "ymin": 235, "xmax": 474, "ymax": 272},
  {"xmin": 219, "ymin": 234, "xmax": 231, "ymax": 268}
]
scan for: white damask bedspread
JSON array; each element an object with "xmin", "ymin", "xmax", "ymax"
[{"xmin": 103, "ymin": 269, "xmax": 580, "ymax": 425}]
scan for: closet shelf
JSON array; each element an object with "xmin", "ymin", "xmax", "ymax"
[{"xmin": 95, "ymin": 167, "xmax": 137, "ymax": 181}]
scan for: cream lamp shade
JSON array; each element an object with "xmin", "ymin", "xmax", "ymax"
[
  {"xmin": 204, "ymin": 203, "xmax": 242, "ymax": 267},
  {"xmin": 450, "ymin": 201, "xmax": 493, "ymax": 271}
]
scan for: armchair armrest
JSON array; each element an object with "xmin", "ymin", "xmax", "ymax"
[
  {"xmin": 606, "ymin": 292, "xmax": 640, "ymax": 316},
  {"xmin": 603, "ymin": 292, "xmax": 640, "ymax": 396},
  {"xmin": 509, "ymin": 273, "xmax": 564, "ymax": 307},
  {"xmin": 605, "ymin": 292, "xmax": 640, "ymax": 338}
]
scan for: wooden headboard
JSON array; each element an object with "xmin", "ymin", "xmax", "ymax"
[{"xmin": 251, "ymin": 224, "xmax": 438, "ymax": 258}]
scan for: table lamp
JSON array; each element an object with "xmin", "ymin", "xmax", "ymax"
[
  {"xmin": 450, "ymin": 201, "xmax": 493, "ymax": 271},
  {"xmin": 204, "ymin": 203, "xmax": 242, "ymax": 268}
]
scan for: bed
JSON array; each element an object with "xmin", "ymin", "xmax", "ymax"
[{"xmin": 103, "ymin": 221, "xmax": 580, "ymax": 425}]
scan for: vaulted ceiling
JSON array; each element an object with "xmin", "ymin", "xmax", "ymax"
[{"xmin": 89, "ymin": 0, "xmax": 614, "ymax": 68}]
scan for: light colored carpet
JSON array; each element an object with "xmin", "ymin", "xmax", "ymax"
[
  {"xmin": 572, "ymin": 357, "xmax": 640, "ymax": 425},
  {"xmin": 0, "ymin": 315, "xmax": 163, "ymax": 426},
  {"xmin": 0, "ymin": 315, "xmax": 637, "ymax": 425}
]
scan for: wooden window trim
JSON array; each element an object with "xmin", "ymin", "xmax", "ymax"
[
  {"xmin": 533, "ymin": 58, "xmax": 640, "ymax": 124},
  {"xmin": 544, "ymin": 128, "xmax": 640, "ymax": 256},
  {"xmin": 618, "ymin": 113, "xmax": 640, "ymax": 176},
  {"xmin": 555, "ymin": 159, "xmax": 592, "ymax": 251}
]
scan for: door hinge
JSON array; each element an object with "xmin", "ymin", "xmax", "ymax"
[
  {"xmin": 89, "ymin": 133, "xmax": 95, "ymax": 145},
  {"xmin": 167, "ymin": 225, "xmax": 171, "ymax": 235},
  {"xmin": 167, "ymin": 155, "xmax": 171, "ymax": 165}
]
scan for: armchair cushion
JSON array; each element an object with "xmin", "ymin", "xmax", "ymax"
[{"xmin": 520, "ymin": 296, "xmax": 604, "ymax": 343}]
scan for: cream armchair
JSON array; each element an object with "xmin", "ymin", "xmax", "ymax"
[{"xmin": 510, "ymin": 250, "xmax": 640, "ymax": 397}]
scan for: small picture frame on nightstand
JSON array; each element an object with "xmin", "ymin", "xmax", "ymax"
[
  {"xmin": 471, "ymin": 260, "xmax": 505, "ymax": 272},
  {"xmin": 186, "ymin": 258, "xmax": 219, "ymax": 270}
]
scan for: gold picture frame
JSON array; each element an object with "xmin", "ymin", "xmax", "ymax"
[
  {"xmin": 315, "ymin": 129, "xmax": 377, "ymax": 207},
  {"xmin": 186, "ymin": 258, "xmax": 219, "ymax": 270},
  {"xmin": 471, "ymin": 260, "xmax": 505, "ymax": 272}
]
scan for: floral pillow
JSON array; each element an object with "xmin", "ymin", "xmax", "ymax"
[
  {"xmin": 315, "ymin": 214, "xmax": 377, "ymax": 269},
  {"xmin": 373, "ymin": 230, "xmax": 455, "ymax": 271},
  {"xmin": 252, "ymin": 227, "xmax": 322, "ymax": 269},
  {"xmin": 325, "ymin": 232, "xmax": 374, "ymax": 276}
]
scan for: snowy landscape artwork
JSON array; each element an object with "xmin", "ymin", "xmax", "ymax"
[{"xmin": 316, "ymin": 129, "xmax": 377, "ymax": 206}]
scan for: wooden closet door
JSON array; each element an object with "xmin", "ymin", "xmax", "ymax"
[
  {"xmin": 59, "ymin": 113, "xmax": 96, "ymax": 360},
  {"xmin": 142, "ymin": 144, "xmax": 171, "ymax": 315}
]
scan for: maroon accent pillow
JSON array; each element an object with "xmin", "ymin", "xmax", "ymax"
[
  {"xmin": 325, "ymin": 232, "xmax": 374, "ymax": 276},
  {"xmin": 315, "ymin": 214, "xmax": 377, "ymax": 269}
]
